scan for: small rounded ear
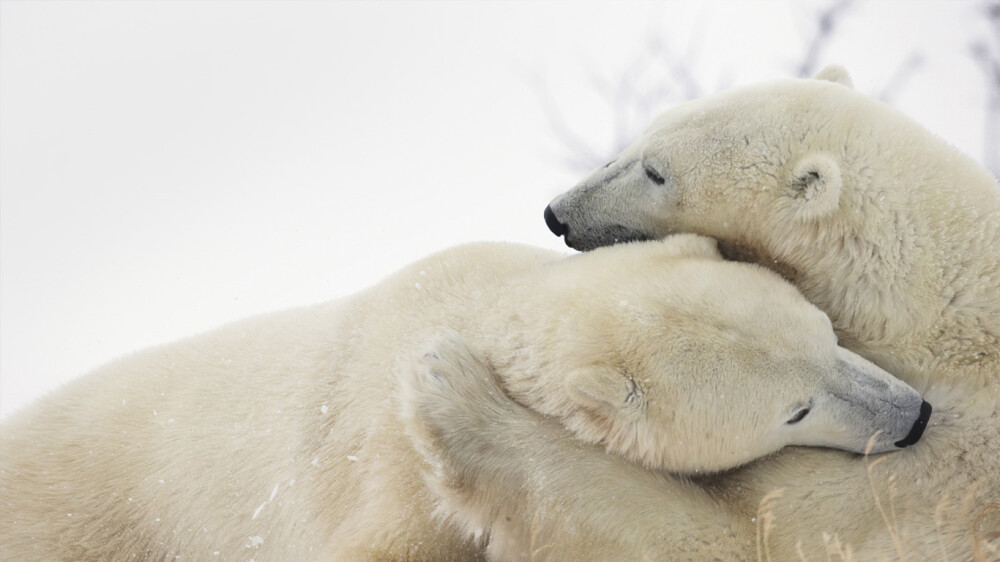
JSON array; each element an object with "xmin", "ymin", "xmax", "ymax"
[
  {"xmin": 785, "ymin": 153, "xmax": 842, "ymax": 220},
  {"xmin": 814, "ymin": 64, "xmax": 854, "ymax": 89},
  {"xmin": 565, "ymin": 368, "xmax": 642, "ymax": 415}
]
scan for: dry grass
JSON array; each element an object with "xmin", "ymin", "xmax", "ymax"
[
  {"xmin": 756, "ymin": 488, "xmax": 785, "ymax": 562},
  {"xmin": 751, "ymin": 432, "xmax": 999, "ymax": 562},
  {"xmin": 863, "ymin": 433, "xmax": 907, "ymax": 561},
  {"xmin": 529, "ymin": 510, "xmax": 555, "ymax": 562},
  {"xmin": 971, "ymin": 501, "xmax": 1000, "ymax": 562}
]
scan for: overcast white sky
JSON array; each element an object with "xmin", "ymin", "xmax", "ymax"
[{"xmin": 0, "ymin": 0, "xmax": 992, "ymax": 417}]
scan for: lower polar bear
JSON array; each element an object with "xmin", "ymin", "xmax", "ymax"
[
  {"xmin": 402, "ymin": 330, "xmax": 926, "ymax": 562},
  {"xmin": 0, "ymin": 236, "xmax": 925, "ymax": 561}
]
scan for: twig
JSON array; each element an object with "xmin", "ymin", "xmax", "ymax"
[
  {"xmin": 878, "ymin": 53, "xmax": 925, "ymax": 103},
  {"xmin": 794, "ymin": 0, "xmax": 856, "ymax": 78},
  {"xmin": 863, "ymin": 433, "xmax": 907, "ymax": 561},
  {"xmin": 756, "ymin": 488, "xmax": 785, "ymax": 562}
]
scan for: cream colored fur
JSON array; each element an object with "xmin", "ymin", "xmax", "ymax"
[
  {"xmin": 0, "ymin": 236, "xmax": 922, "ymax": 560},
  {"xmin": 401, "ymin": 333, "xmax": 757, "ymax": 561},
  {"xmin": 537, "ymin": 66, "xmax": 1000, "ymax": 559}
]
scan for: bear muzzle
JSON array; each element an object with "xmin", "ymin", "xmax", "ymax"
[
  {"xmin": 894, "ymin": 400, "xmax": 932, "ymax": 448},
  {"xmin": 544, "ymin": 205, "xmax": 569, "ymax": 237},
  {"xmin": 544, "ymin": 204, "xmax": 655, "ymax": 251}
]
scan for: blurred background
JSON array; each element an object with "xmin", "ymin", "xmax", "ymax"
[{"xmin": 2, "ymin": 0, "xmax": 997, "ymax": 417}]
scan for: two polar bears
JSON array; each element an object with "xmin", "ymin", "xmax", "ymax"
[
  {"xmin": 2, "ymin": 62, "xmax": 996, "ymax": 561},
  {"xmin": 422, "ymin": 65, "xmax": 998, "ymax": 559},
  {"xmin": 0, "ymin": 234, "xmax": 924, "ymax": 560}
]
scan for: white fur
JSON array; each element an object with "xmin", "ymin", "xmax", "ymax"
[
  {"xmin": 542, "ymin": 66, "xmax": 1000, "ymax": 559},
  {"xmin": 0, "ymin": 236, "xmax": 920, "ymax": 560},
  {"xmin": 400, "ymin": 333, "xmax": 757, "ymax": 561}
]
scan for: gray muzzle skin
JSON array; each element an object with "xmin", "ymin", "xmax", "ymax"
[
  {"xmin": 895, "ymin": 400, "xmax": 932, "ymax": 448},
  {"xmin": 544, "ymin": 204, "xmax": 653, "ymax": 251}
]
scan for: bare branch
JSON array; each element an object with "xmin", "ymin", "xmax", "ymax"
[
  {"xmin": 971, "ymin": 41, "xmax": 1000, "ymax": 89},
  {"xmin": 647, "ymin": 34, "xmax": 704, "ymax": 100},
  {"xmin": 878, "ymin": 53, "xmax": 926, "ymax": 103},
  {"xmin": 530, "ymin": 23, "xmax": 719, "ymax": 174},
  {"xmin": 794, "ymin": 0, "xmax": 855, "ymax": 78},
  {"xmin": 971, "ymin": 1, "xmax": 1000, "ymax": 177},
  {"xmin": 534, "ymin": 0, "xmax": 936, "ymax": 175},
  {"xmin": 527, "ymin": 71, "xmax": 604, "ymax": 172}
]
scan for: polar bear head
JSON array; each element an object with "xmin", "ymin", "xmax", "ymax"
[
  {"xmin": 542, "ymin": 65, "xmax": 1000, "ymax": 371},
  {"xmin": 543, "ymin": 66, "xmax": 884, "ymax": 253},
  {"xmin": 501, "ymin": 235, "xmax": 929, "ymax": 474}
]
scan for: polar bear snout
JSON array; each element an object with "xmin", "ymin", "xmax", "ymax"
[
  {"xmin": 894, "ymin": 400, "xmax": 932, "ymax": 448},
  {"xmin": 545, "ymin": 158, "xmax": 666, "ymax": 251},
  {"xmin": 544, "ymin": 204, "xmax": 568, "ymax": 237},
  {"xmin": 801, "ymin": 348, "xmax": 934, "ymax": 455},
  {"xmin": 545, "ymin": 199, "xmax": 656, "ymax": 251}
]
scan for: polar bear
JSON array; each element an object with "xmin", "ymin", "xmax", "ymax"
[
  {"xmin": 435, "ymin": 66, "xmax": 998, "ymax": 559},
  {"xmin": 406, "ymin": 324, "xmax": 922, "ymax": 561},
  {"xmin": 0, "ymin": 236, "xmax": 927, "ymax": 560},
  {"xmin": 401, "ymin": 333, "xmax": 761, "ymax": 561}
]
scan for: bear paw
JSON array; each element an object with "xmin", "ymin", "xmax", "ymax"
[{"xmin": 399, "ymin": 331, "xmax": 534, "ymax": 491}]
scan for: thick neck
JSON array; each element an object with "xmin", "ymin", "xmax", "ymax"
[
  {"xmin": 475, "ymin": 269, "xmax": 593, "ymax": 419},
  {"xmin": 757, "ymin": 154, "xmax": 1000, "ymax": 391}
]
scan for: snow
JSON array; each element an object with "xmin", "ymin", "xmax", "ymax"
[{"xmin": 251, "ymin": 502, "xmax": 266, "ymax": 521}]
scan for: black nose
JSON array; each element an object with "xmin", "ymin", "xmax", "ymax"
[
  {"xmin": 544, "ymin": 205, "xmax": 568, "ymax": 237},
  {"xmin": 894, "ymin": 400, "xmax": 932, "ymax": 448}
]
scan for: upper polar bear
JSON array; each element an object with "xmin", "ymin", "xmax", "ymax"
[
  {"xmin": 518, "ymin": 66, "xmax": 999, "ymax": 558},
  {"xmin": 0, "ymin": 236, "xmax": 926, "ymax": 561}
]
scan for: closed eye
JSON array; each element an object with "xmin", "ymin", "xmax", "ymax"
[
  {"xmin": 786, "ymin": 408, "xmax": 810, "ymax": 425},
  {"xmin": 644, "ymin": 165, "xmax": 665, "ymax": 185}
]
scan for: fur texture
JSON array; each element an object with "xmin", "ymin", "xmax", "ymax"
[
  {"xmin": 540, "ymin": 66, "xmax": 1000, "ymax": 559},
  {"xmin": 0, "ymin": 236, "xmax": 920, "ymax": 560},
  {"xmin": 400, "ymin": 333, "xmax": 757, "ymax": 561}
]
